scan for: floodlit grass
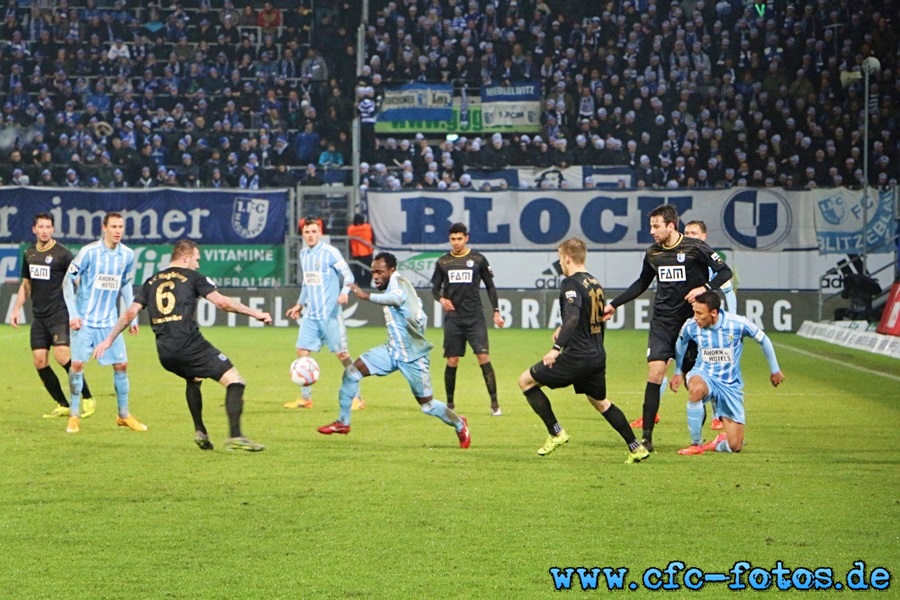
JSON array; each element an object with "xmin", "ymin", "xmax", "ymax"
[{"xmin": 0, "ymin": 326, "xmax": 897, "ymax": 598}]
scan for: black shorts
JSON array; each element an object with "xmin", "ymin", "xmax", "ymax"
[
  {"xmin": 443, "ymin": 316, "xmax": 489, "ymax": 358},
  {"xmin": 158, "ymin": 339, "xmax": 234, "ymax": 381},
  {"xmin": 646, "ymin": 319, "xmax": 682, "ymax": 363},
  {"xmin": 530, "ymin": 352, "xmax": 607, "ymax": 399},
  {"xmin": 30, "ymin": 315, "xmax": 70, "ymax": 350},
  {"xmin": 647, "ymin": 318, "xmax": 697, "ymax": 371}
]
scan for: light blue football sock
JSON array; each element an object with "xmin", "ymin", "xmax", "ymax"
[
  {"xmin": 301, "ymin": 385, "xmax": 311, "ymax": 400},
  {"xmin": 687, "ymin": 401, "xmax": 704, "ymax": 445},
  {"xmin": 715, "ymin": 438, "xmax": 733, "ymax": 453},
  {"xmin": 69, "ymin": 371, "xmax": 83, "ymax": 416},
  {"xmin": 420, "ymin": 400, "xmax": 458, "ymax": 428},
  {"xmin": 114, "ymin": 370, "xmax": 130, "ymax": 417},
  {"xmin": 337, "ymin": 366, "xmax": 362, "ymax": 425},
  {"xmin": 659, "ymin": 377, "xmax": 668, "ymax": 400}
]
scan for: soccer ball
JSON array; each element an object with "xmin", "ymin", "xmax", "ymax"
[{"xmin": 290, "ymin": 356, "xmax": 320, "ymax": 386}]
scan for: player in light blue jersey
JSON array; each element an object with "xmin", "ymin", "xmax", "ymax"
[
  {"xmin": 284, "ymin": 218, "xmax": 364, "ymax": 410},
  {"xmin": 684, "ymin": 220, "xmax": 738, "ymax": 432},
  {"xmin": 669, "ymin": 292, "xmax": 785, "ymax": 455},
  {"xmin": 62, "ymin": 212, "xmax": 146, "ymax": 434},
  {"xmin": 316, "ymin": 252, "xmax": 471, "ymax": 449}
]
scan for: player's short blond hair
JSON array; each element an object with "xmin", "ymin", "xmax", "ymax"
[
  {"xmin": 172, "ymin": 239, "xmax": 199, "ymax": 261},
  {"xmin": 558, "ymin": 238, "xmax": 587, "ymax": 264}
]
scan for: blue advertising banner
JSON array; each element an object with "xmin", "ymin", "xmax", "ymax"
[
  {"xmin": 0, "ymin": 188, "xmax": 287, "ymax": 244},
  {"xmin": 814, "ymin": 187, "xmax": 897, "ymax": 254},
  {"xmin": 378, "ymin": 83, "xmax": 454, "ymax": 122}
]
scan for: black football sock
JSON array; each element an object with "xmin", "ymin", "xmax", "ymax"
[
  {"xmin": 63, "ymin": 360, "xmax": 92, "ymax": 399},
  {"xmin": 601, "ymin": 403, "xmax": 637, "ymax": 445},
  {"xmin": 225, "ymin": 383, "xmax": 245, "ymax": 438},
  {"xmin": 38, "ymin": 366, "xmax": 68, "ymax": 407},
  {"xmin": 444, "ymin": 365, "xmax": 457, "ymax": 406},
  {"xmin": 523, "ymin": 387, "xmax": 561, "ymax": 435},
  {"xmin": 642, "ymin": 382, "xmax": 662, "ymax": 440},
  {"xmin": 186, "ymin": 380, "xmax": 206, "ymax": 434},
  {"xmin": 480, "ymin": 362, "xmax": 498, "ymax": 404}
]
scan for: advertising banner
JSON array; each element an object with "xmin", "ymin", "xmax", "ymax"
[
  {"xmin": 378, "ymin": 83, "xmax": 454, "ymax": 122},
  {"xmin": 368, "ymin": 187, "xmax": 819, "ymax": 252},
  {"xmin": 128, "ymin": 245, "xmax": 285, "ymax": 288},
  {"xmin": 1, "ymin": 243, "xmax": 283, "ymax": 288},
  {"xmin": 1, "ymin": 284, "xmax": 818, "ymax": 332},
  {"xmin": 0, "ymin": 188, "xmax": 288, "ymax": 244}
]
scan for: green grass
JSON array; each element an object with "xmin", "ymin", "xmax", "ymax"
[{"xmin": 0, "ymin": 326, "xmax": 897, "ymax": 599}]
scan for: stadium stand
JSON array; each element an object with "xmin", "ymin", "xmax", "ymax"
[{"xmin": 0, "ymin": 1, "xmax": 894, "ymax": 190}]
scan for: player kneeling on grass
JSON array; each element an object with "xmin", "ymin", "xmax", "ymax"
[
  {"xmin": 93, "ymin": 240, "xmax": 272, "ymax": 452},
  {"xmin": 517, "ymin": 238, "xmax": 650, "ymax": 464},
  {"xmin": 669, "ymin": 291, "xmax": 785, "ymax": 455},
  {"xmin": 319, "ymin": 252, "xmax": 471, "ymax": 449}
]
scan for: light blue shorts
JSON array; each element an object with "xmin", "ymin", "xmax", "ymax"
[
  {"xmin": 72, "ymin": 326, "xmax": 128, "ymax": 366},
  {"xmin": 296, "ymin": 315, "xmax": 348, "ymax": 354},
  {"xmin": 359, "ymin": 344, "xmax": 432, "ymax": 399},
  {"xmin": 687, "ymin": 369, "xmax": 745, "ymax": 425}
]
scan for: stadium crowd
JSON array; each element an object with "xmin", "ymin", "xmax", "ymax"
[{"xmin": 0, "ymin": 0, "xmax": 895, "ymax": 191}]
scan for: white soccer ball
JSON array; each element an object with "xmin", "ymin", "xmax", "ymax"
[{"xmin": 290, "ymin": 356, "xmax": 320, "ymax": 386}]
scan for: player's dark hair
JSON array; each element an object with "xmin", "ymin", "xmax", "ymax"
[
  {"xmin": 449, "ymin": 222, "xmax": 468, "ymax": 236},
  {"xmin": 558, "ymin": 237, "xmax": 587, "ymax": 264},
  {"xmin": 686, "ymin": 220, "xmax": 707, "ymax": 233},
  {"xmin": 33, "ymin": 212, "xmax": 53, "ymax": 225},
  {"xmin": 650, "ymin": 204, "xmax": 679, "ymax": 227},
  {"xmin": 374, "ymin": 251, "xmax": 397, "ymax": 270},
  {"xmin": 172, "ymin": 239, "xmax": 198, "ymax": 261},
  {"xmin": 695, "ymin": 290, "xmax": 721, "ymax": 311},
  {"xmin": 103, "ymin": 211, "xmax": 124, "ymax": 226},
  {"xmin": 353, "ymin": 213, "xmax": 365, "ymax": 226}
]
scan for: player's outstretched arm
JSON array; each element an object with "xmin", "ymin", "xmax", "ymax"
[
  {"xmin": 756, "ymin": 332, "xmax": 783, "ymax": 387},
  {"xmin": 207, "ymin": 291, "xmax": 272, "ymax": 324},
  {"xmin": 348, "ymin": 282, "xmax": 369, "ymax": 301},
  {"xmin": 94, "ymin": 302, "xmax": 143, "ymax": 359}
]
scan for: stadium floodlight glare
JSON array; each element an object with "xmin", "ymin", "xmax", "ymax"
[{"xmin": 840, "ymin": 56, "xmax": 881, "ymax": 272}]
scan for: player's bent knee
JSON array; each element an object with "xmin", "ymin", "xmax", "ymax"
[
  {"xmin": 517, "ymin": 370, "xmax": 534, "ymax": 391},
  {"xmin": 343, "ymin": 364, "xmax": 364, "ymax": 382}
]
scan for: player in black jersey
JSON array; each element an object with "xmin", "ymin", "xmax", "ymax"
[
  {"xmin": 603, "ymin": 204, "xmax": 732, "ymax": 451},
  {"xmin": 9, "ymin": 213, "xmax": 94, "ymax": 418},
  {"xmin": 517, "ymin": 238, "xmax": 650, "ymax": 464},
  {"xmin": 431, "ymin": 223, "xmax": 505, "ymax": 416},
  {"xmin": 93, "ymin": 240, "xmax": 272, "ymax": 452}
]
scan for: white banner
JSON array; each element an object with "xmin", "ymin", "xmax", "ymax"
[{"xmin": 369, "ymin": 187, "xmax": 819, "ymax": 252}]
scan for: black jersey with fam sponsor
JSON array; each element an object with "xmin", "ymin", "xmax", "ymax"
[
  {"xmin": 556, "ymin": 272, "xmax": 606, "ymax": 359},
  {"xmin": 431, "ymin": 250, "xmax": 499, "ymax": 320},
  {"xmin": 21, "ymin": 241, "xmax": 74, "ymax": 319},
  {"xmin": 612, "ymin": 234, "xmax": 731, "ymax": 326},
  {"xmin": 135, "ymin": 267, "xmax": 217, "ymax": 355}
]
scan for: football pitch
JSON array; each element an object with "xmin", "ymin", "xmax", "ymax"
[{"xmin": 1, "ymin": 326, "xmax": 897, "ymax": 598}]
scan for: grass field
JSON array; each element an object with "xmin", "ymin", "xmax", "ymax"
[{"xmin": 0, "ymin": 325, "xmax": 897, "ymax": 599}]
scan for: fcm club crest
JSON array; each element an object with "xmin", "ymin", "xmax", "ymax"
[
  {"xmin": 817, "ymin": 192, "xmax": 848, "ymax": 225},
  {"xmin": 232, "ymin": 197, "xmax": 270, "ymax": 239}
]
